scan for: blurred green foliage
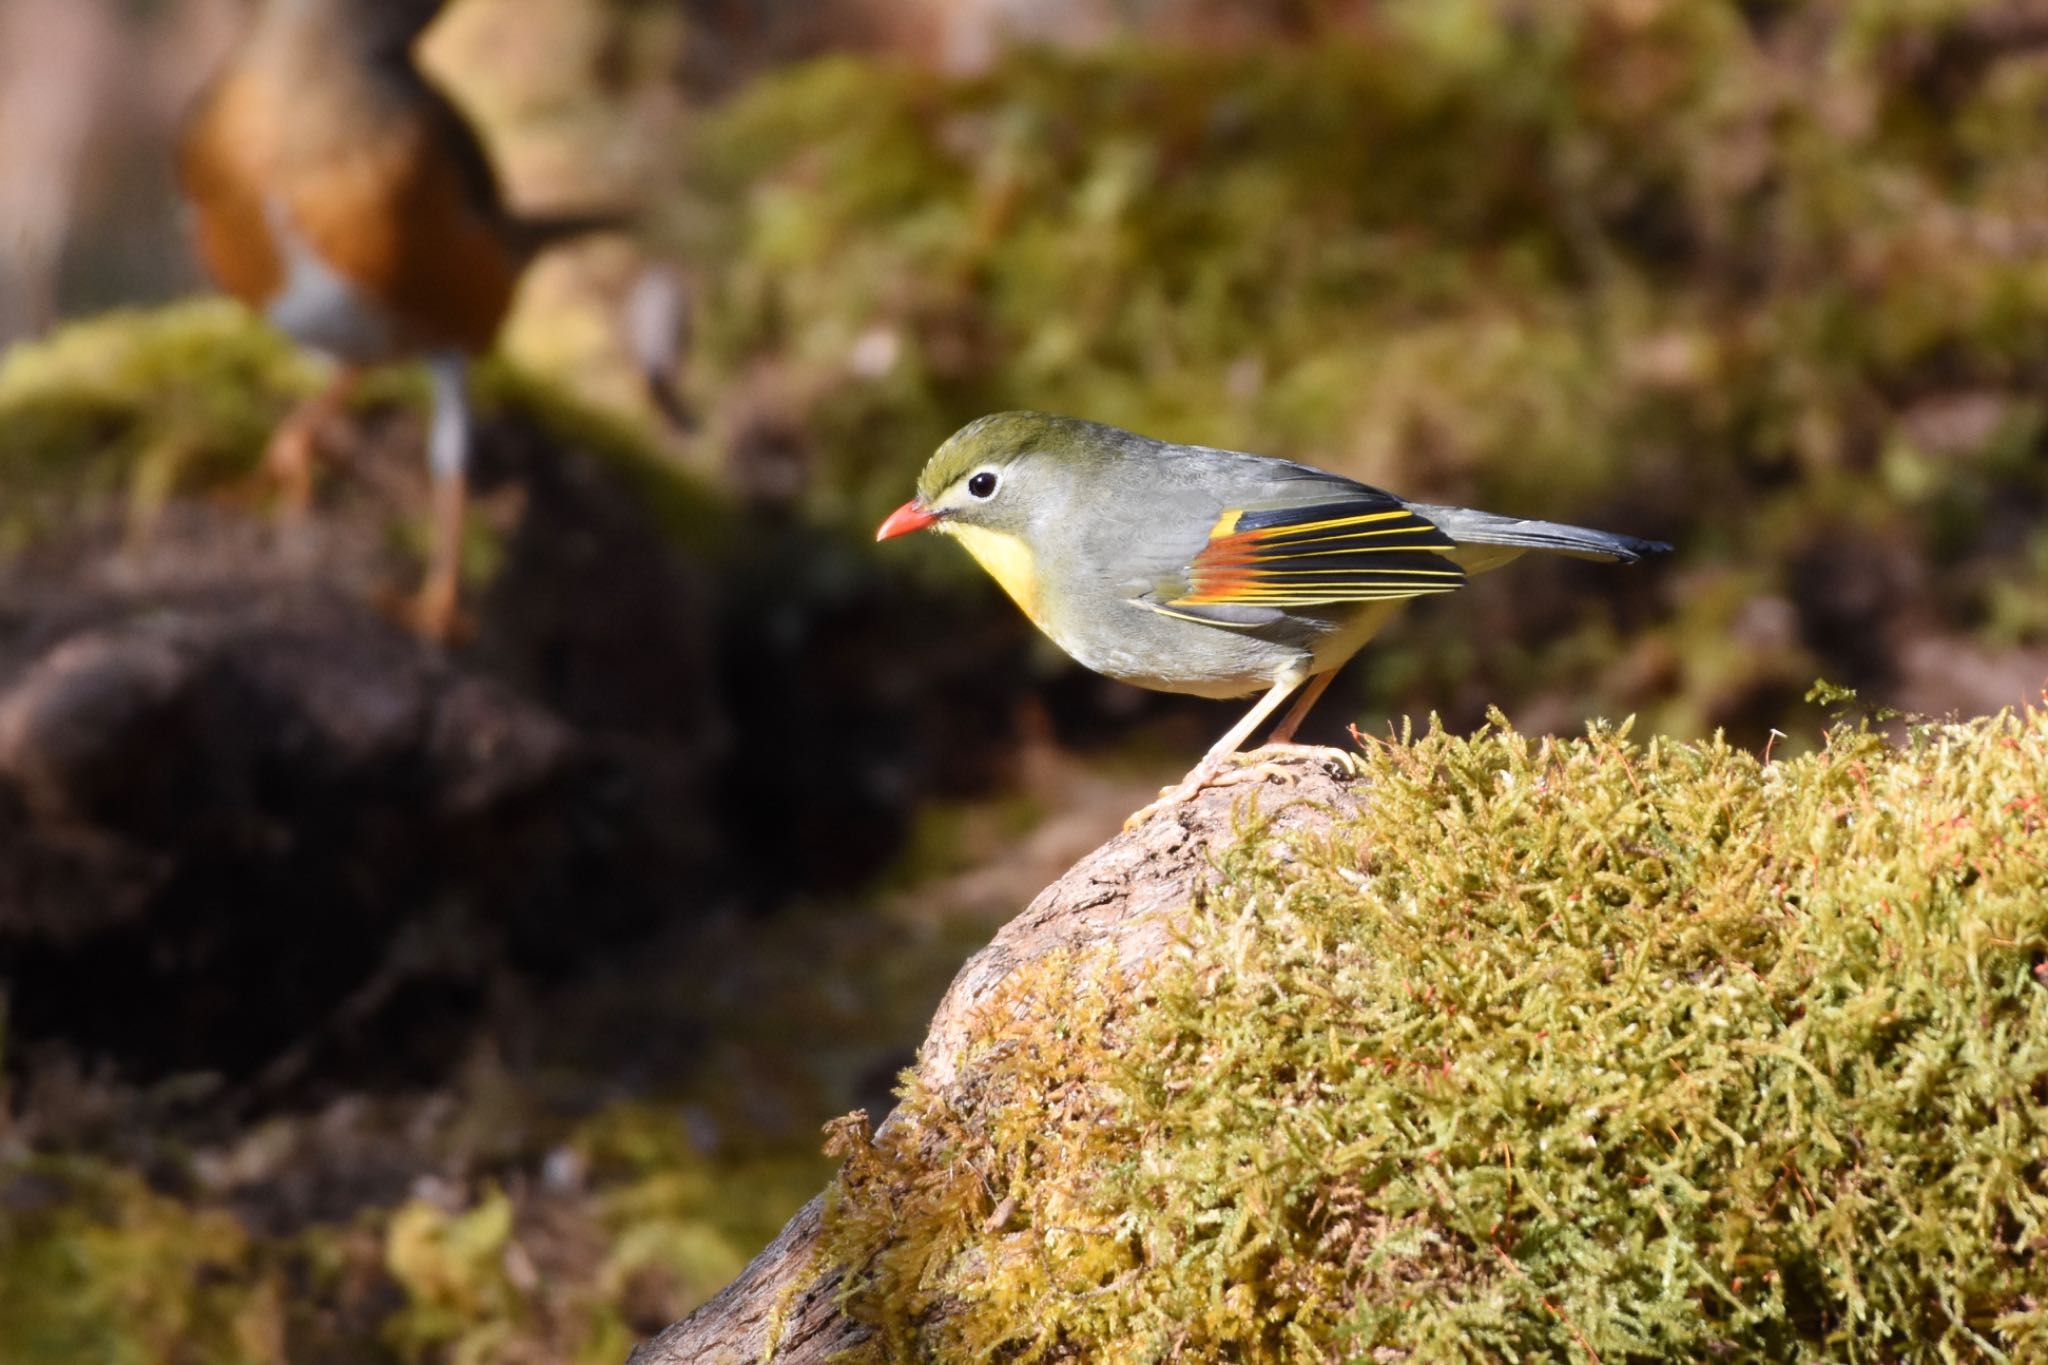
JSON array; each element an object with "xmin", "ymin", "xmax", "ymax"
[
  {"xmin": 688, "ymin": 1, "xmax": 2048, "ymax": 508},
  {"xmin": 0, "ymin": 1158, "xmax": 285, "ymax": 1365},
  {"xmin": 0, "ymin": 300, "xmax": 724, "ymax": 579},
  {"xmin": 824, "ymin": 705, "xmax": 2048, "ymax": 1360},
  {"xmin": 0, "ymin": 303, "xmax": 310, "ymax": 550},
  {"xmin": 0, "ymin": 1108, "xmax": 828, "ymax": 1365},
  {"xmin": 677, "ymin": 0, "xmax": 2048, "ymax": 732}
]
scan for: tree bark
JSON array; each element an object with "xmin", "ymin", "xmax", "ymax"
[{"xmin": 628, "ymin": 749, "xmax": 1366, "ymax": 1365}]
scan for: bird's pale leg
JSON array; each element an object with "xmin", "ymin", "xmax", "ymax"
[
  {"xmin": 1208, "ymin": 669, "xmax": 1356, "ymax": 794},
  {"xmin": 408, "ymin": 353, "xmax": 472, "ymax": 642},
  {"xmin": 625, "ymin": 263, "xmax": 696, "ymax": 432},
  {"xmin": 1202, "ymin": 674, "xmax": 1305, "ymax": 765},
  {"xmin": 1124, "ymin": 675, "xmax": 1305, "ymax": 829},
  {"xmin": 1265, "ymin": 669, "xmax": 1337, "ymax": 745},
  {"xmin": 265, "ymin": 364, "xmax": 360, "ymax": 519}
]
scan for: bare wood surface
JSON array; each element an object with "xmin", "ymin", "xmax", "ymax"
[{"xmin": 628, "ymin": 749, "xmax": 1367, "ymax": 1365}]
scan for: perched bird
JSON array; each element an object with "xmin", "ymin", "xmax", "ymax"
[
  {"xmin": 177, "ymin": 0, "xmax": 588, "ymax": 638},
  {"xmin": 878, "ymin": 412, "xmax": 1669, "ymax": 804}
]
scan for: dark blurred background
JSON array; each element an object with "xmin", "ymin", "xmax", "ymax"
[{"xmin": 2, "ymin": 1, "xmax": 2045, "ymax": 1359}]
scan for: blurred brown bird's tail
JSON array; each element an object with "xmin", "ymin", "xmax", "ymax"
[{"xmin": 503, "ymin": 209, "xmax": 634, "ymax": 258}]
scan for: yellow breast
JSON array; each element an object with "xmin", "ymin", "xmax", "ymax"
[{"xmin": 945, "ymin": 523, "xmax": 1041, "ymax": 624}]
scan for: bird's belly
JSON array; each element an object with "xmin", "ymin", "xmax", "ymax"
[
  {"xmin": 264, "ymin": 205, "xmax": 399, "ymax": 362},
  {"xmin": 1039, "ymin": 597, "xmax": 1407, "ymax": 700},
  {"xmin": 1039, "ymin": 600, "xmax": 1312, "ymax": 700}
]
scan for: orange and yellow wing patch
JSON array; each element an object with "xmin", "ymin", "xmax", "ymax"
[{"xmin": 1175, "ymin": 501, "xmax": 1466, "ymax": 607}]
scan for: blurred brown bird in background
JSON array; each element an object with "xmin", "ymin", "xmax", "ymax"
[{"xmin": 176, "ymin": 0, "xmax": 606, "ymax": 639}]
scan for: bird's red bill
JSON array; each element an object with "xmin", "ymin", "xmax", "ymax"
[{"xmin": 876, "ymin": 499, "xmax": 939, "ymax": 541}]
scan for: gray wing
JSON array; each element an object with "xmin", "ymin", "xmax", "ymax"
[
  {"xmin": 1410, "ymin": 503, "xmax": 1671, "ymax": 563},
  {"xmin": 1073, "ymin": 443, "xmax": 1465, "ymax": 628}
]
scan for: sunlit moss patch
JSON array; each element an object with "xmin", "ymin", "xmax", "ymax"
[{"xmin": 823, "ymin": 710, "xmax": 2048, "ymax": 1360}]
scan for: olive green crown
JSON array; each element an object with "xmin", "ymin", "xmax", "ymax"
[{"xmin": 916, "ymin": 412, "xmax": 1134, "ymax": 503}]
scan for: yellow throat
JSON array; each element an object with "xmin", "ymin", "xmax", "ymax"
[{"xmin": 944, "ymin": 522, "xmax": 1041, "ymax": 623}]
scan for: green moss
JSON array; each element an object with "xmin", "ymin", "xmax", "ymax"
[
  {"xmin": 821, "ymin": 709, "xmax": 2048, "ymax": 1361},
  {"xmin": 576, "ymin": 1100, "xmax": 828, "ymax": 1285},
  {"xmin": 0, "ymin": 1158, "xmax": 286, "ymax": 1365},
  {"xmin": 380, "ymin": 1188, "xmax": 524, "ymax": 1358},
  {"xmin": 0, "ymin": 304, "xmax": 724, "ymax": 573},
  {"xmin": 0, "ymin": 1104, "xmax": 833, "ymax": 1365},
  {"xmin": 0, "ymin": 301, "xmax": 311, "ymax": 547}
]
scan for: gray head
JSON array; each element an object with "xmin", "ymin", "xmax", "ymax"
[{"xmin": 877, "ymin": 411, "xmax": 1140, "ymax": 542}]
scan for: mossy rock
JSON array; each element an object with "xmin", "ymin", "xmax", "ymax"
[
  {"xmin": 0, "ymin": 300, "xmax": 718, "ymax": 556},
  {"xmin": 821, "ymin": 709, "xmax": 2048, "ymax": 1360},
  {"xmin": 0, "ymin": 302, "xmax": 310, "ymax": 549}
]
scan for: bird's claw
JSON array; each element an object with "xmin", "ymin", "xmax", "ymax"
[
  {"xmin": 264, "ymin": 432, "xmax": 317, "ymax": 522},
  {"xmin": 1227, "ymin": 742, "xmax": 1364, "ymax": 784},
  {"xmin": 376, "ymin": 579, "xmax": 473, "ymax": 645},
  {"xmin": 1122, "ymin": 762, "xmax": 1221, "ymax": 832},
  {"xmin": 1120, "ymin": 744, "xmax": 1359, "ymax": 832}
]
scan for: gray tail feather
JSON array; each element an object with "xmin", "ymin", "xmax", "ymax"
[{"xmin": 1412, "ymin": 504, "xmax": 1671, "ymax": 564}]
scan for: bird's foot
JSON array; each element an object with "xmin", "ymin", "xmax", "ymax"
[
  {"xmin": 257, "ymin": 415, "xmax": 326, "ymax": 524},
  {"xmin": 249, "ymin": 371, "xmax": 361, "ymax": 521},
  {"xmin": 379, "ymin": 578, "xmax": 473, "ymax": 645},
  {"xmin": 1120, "ymin": 744, "xmax": 1359, "ymax": 832},
  {"xmin": 1120, "ymin": 752, "xmax": 1244, "ymax": 832},
  {"xmin": 1218, "ymin": 742, "xmax": 1364, "ymax": 787},
  {"xmin": 1122, "ymin": 773, "xmax": 1208, "ymax": 833}
]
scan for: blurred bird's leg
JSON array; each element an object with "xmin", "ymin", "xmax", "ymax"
[
  {"xmin": 624, "ymin": 263, "xmax": 695, "ymax": 432},
  {"xmin": 265, "ymin": 364, "xmax": 360, "ymax": 519},
  {"xmin": 407, "ymin": 352, "xmax": 472, "ymax": 642},
  {"xmin": 1125, "ymin": 676, "xmax": 1305, "ymax": 830}
]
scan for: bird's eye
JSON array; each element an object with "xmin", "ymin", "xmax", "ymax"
[{"xmin": 967, "ymin": 471, "xmax": 999, "ymax": 499}]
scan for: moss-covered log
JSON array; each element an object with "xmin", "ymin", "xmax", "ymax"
[{"xmin": 637, "ymin": 713, "xmax": 2048, "ymax": 1362}]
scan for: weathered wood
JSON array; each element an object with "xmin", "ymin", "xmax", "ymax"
[
  {"xmin": 628, "ymin": 749, "xmax": 1366, "ymax": 1364},
  {"xmin": 628, "ymin": 1195, "xmax": 851, "ymax": 1365}
]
